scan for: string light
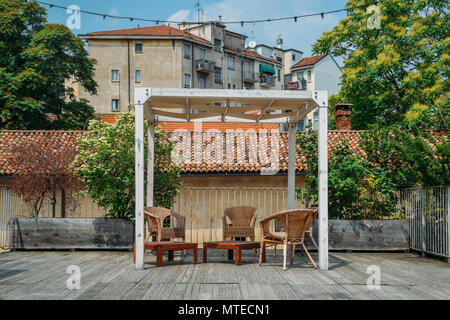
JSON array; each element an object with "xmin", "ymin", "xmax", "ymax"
[{"xmin": 35, "ymin": 0, "xmax": 383, "ymax": 26}]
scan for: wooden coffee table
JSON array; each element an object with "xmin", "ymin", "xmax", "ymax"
[
  {"xmin": 203, "ymin": 241, "xmax": 260, "ymax": 266},
  {"xmin": 133, "ymin": 241, "xmax": 198, "ymax": 267}
]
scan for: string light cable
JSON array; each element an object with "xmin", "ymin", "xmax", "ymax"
[{"xmin": 34, "ymin": 0, "xmax": 383, "ymax": 26}]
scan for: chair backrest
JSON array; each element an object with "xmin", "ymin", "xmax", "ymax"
[
  {"xmin": 224, "ymin": 206, "xmax": 257, "ymax": 227},
  {"xmin": 305, "ymin": 208, "xmax": 318, "ymax": 233},
  {"xmin": 282, "ymin": 209, "xmax": 314, "ymax": 241},
  {"xmin": 144, "ymin": 207, "xmax": 171, "ymax": 232}
]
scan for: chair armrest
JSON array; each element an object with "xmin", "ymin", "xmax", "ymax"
[
  {"xmin": 250, "ymin": 213, "xmax": 258, "ymax": 228},
  {"xmin": 144, "ymin": 211, "xmax": 164, "ymax": 232},
  {"xmin": 170, "ymin": 211, "xmax": 185, "ymax": 229},
  {"xmin": 222, "ymin": 214, "xmax": 229, "ymax": 228},
  {"xmin": 259, "ymin": 211, "xmax": 286, "ymax": 224}
]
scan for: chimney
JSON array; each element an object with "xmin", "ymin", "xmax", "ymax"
[{"xmin": 334, "ymin": 103, "xmax": 352, "ymax": 130}]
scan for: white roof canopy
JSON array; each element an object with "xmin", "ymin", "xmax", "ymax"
[
  {"xmin": 133, "ymin": 88, "xmax": 329, "ymax": 271},
  {"xmin": 135, "ymin": 88, "xmax": 328, "ymax": 123}
]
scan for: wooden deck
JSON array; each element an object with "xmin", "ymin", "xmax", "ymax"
[{"xmin": 0, "ymin": 250, "xmax": 449, "ymax": 300}]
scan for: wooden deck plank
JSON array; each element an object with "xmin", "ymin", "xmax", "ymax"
[{"xmin": 0, "ymin": 251, "xmax": 448, "ymax": 300}]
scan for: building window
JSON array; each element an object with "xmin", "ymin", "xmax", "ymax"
[
  {"xmin": 298, "ymin": 71, "xmax": 304, "ymax": 80},
  {"xmin": 307, "ymin": 70, "xmax": 312, "ymax": 83},
  {"xmin": 227, "ymin": 55, "xmax": 235, "ymax": 70},
  {"xmin": 184, "ymin": 74, "xmax": 191, "ymax": 88},
  {"xmin": 277, "ymin": 69, "xmax": 281, "ymax": 81},
  {"xmin": 111, "ymin": 70, "xmax": 119, "ymax": 82},
  {"xmin": 184, "ymin": 44, "xmax": 191, "ymax": 59},
  {"xmin": 297, "ymin": 120, "xmax": 305, "ymax": 130},
  {"xmin": 135, "ymin": 70, "xmax": 141, "ymax": 83},
  {"xmin": 111, "ymin": 99, "xmax": 120, "ymax": 112},
  {"xmin": 135, "ymin": 43, "xmax": 143, "ymax": 53},
  {"xmin": 233, "ymin": 84, "xmax": 236, "ymax": 89},
  {"xmin": 214, "ymin": 39, "xmax": 221, "ymax": 52},
  {"xmin": 292, "ymin": 54, "xmax": 296, "ymax": 61},
  {"xmin": 228, "ymin": 83, "xmax": 231, "ymax": 89},
  {"xmin": 200, "ymin": 77, "xmax": 206, "ymax": 89},
  {"xmin": 199, "ymin": 48, "xmax": 206, "ymax": 60},
  {"xmin": 57, "ymin": 81, "xmax": 65, "ymax": 98},
  {"xmin": 214, "ymin": 67, "xmax": 222, "ymax": 83},
  {"xmin": 313, "ymin": 111, "xmax": 319, "ymax": 130}
]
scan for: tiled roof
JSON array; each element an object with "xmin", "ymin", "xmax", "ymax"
[
  {"xmin": 291, "ymin": 54, "xmax": 327, "ymax": 69},
  {"xmin": 0, "ymin": 129, "xmax": 365, "ymax": 176},
  {"xmin": 225, "ymin": 47, "xmax": 279, "ymax": 64},
  {"xmin": 95, "ymin": 113, "xmax": 120, "ymax": 124},
  {"xmin": 0, "ymin": 131, "xmax": 83, "ymax": 176},
  {"xmin": 85, "ymin": 25, "xmax": 211, "ymax": 44}
]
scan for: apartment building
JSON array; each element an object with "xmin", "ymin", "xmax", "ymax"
[
  {"xmin": 74, "ymin": 21, "xmax": 341, "ymax": 132},
  {"xmin": 75, "ymin": 22, "xmax": 288, "ymax": 113}
]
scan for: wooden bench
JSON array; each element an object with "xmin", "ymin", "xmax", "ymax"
[
  {"xmin": 203, "ymin": 241, "xmax": 260, "ymax": 266},
  {"xmin": 133, "ymin": 241, "xmax": 198, "ymax": 267}
]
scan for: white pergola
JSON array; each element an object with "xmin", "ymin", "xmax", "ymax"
[{"xmin": 133, "ymin": 88, "xmax": 329, "ymax": 270}]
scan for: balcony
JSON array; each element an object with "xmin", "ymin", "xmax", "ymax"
[
  {"xmin": 243, "ymin": 71, "xmax": 258, "ymax": 83},
  {"xmin": 259, "ymin": 74, "xmax": 275, "ymax": 87},
  {"xmin": 196, "ymin": 59, "xmax": 215, "ymax": 74},
  {"xmin": 284, "ymin": 79, "xmax": 307, "ymax": 90}
]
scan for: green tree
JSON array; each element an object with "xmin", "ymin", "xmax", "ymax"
[
  {"xmin": 361, "ymin": 124, "xmax": 450, "ymax": 188},
  {"xmin": 0, "ymin": 0, "xmax": 97, "ymax": 130},
  {"xmin": 297, "ymin": 129, "xmax": 398, "ymax": 219},
  {"xmin": 71, "ymin": 113, "xmax": 182, "ymax": 220},
  {"xmin": 313, "ymin": 0, "xmax": 449, "ymax": 129}
]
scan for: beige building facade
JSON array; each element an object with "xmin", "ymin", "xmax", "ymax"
[{"xmin": 75, "ymin": 23, "xmax": 290, "ymax": 113}]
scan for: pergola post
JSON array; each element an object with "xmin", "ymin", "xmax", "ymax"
[
  {"xmin": 147, "ymin": 122, "xmax": 155, "ymax": 207},
  {"xmin": 287, "ymin": 122, "xmax": 297, "ymax": 210},
  {"xmin": 318, "ymin": 103, "xmax": 329, "ymax": 270},
  {"xmin": 135, "ymin": 102, "xmax": 145, "ymax": 270}
]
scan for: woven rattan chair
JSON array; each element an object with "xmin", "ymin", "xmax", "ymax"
[
  {"xmin": 222, "ymin": 206, "xmax": 257, "ymax": 241},
  {"xmin": 144, "ymin": 207, "xmax": 185, "ymax": 242},
  {"xmin": 222, "ymin": 206, "xmax": 257, "ymax": 254},
  {"xmin": 259, "ymin": 209, "xmax": 318, "ymax": 270},
  {"xmin": 305, "ymin": 208, "xmax": 319, "ymax": 251}
]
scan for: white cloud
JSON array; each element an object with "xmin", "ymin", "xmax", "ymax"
[
  {"xmin": 167, "ymin": 9, "xmax": 192, "ymax": 25},
  {"xmin": 199, "ymin": 0, "xmax": 344, "ymax": 56},
  {"xmin": 163, "ymin": 0, "xmax": 345, "ymax": 58},
  {"xmin": 108, "ymin": 7, "xmax": 120, "ymax": 26}
]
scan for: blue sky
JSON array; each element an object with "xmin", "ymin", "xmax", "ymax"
[{"xmin": 45, "ymin": 0, "xmax": 348, "ymax": 58}]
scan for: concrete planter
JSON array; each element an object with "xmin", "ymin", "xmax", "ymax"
[
  {"xmin": 306, "ymin": 219, "xmax": 409, "ymax": 251},
  {"xmin": 10, "ymin": 218, "xmax": 134, "ymax": 250},
  {"xmin": 9, "ymin": 218, "xmax": 409, "ymax": 251}
]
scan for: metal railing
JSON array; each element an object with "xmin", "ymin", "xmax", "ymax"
[
  {"xmin": 400, "ymin": 186, "xmax": 449, "ymax": 259},
  {"xmin": 243, "ymin": 71, "xmax": 258, "ymax": 83},
  {"xmin": 195, "ymin": 59, "xmax": 215, "ymax": 73}
]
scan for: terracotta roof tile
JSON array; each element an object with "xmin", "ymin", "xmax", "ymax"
[
  {"xmin": 0, "ymin": 131, "xmax": 83, "ymax": 176},
  {"xmin": 95, "ymin": 113, "xmax": 120, "ymax": 124},
  {"xmin": 291, "ymin": 54, "xmax": 327, "ymax": 69},
  {"xmin": 86, "ymin": 25, "xmax": 211, "ymax": 44},
  {"xmin": 3, "ymin": 129, "xmax": 444, "ymax": 176}
]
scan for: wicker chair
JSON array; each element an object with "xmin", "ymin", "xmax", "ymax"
[
  {"xmin": 144, "ymin": 207, "xmax": 185, "ymax": 242},
  {"xmin": 222, "ymin": 206, "xmax": 257, "ymax": 254},
  {"xmin": 259, "ymin": 209, "xmax": 318, "ymax": 270},
  {"xmin": 305, "ymin": 208, "xmax": 319, "ymax": 251}
]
